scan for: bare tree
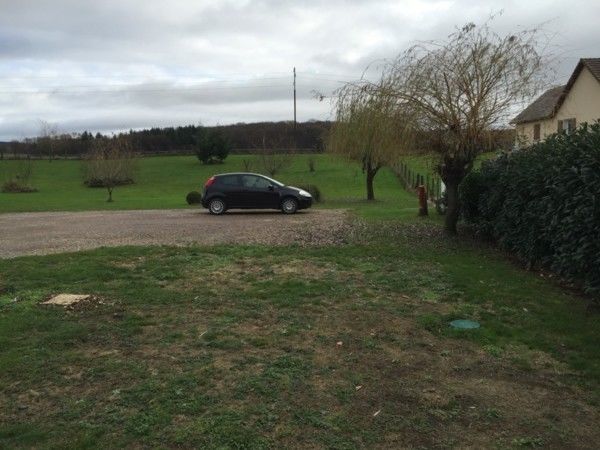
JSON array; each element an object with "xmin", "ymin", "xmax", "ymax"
[
  {"xmin": 38, "ymin": 120, "xmax": 58, "ymax": 162},
  {"xmin": 380, "ymin": 20, "xmax": 550, "ymax": 233},
  {"xmin": 1, "ymin": 157, "xmax": 36, "ymax": 193},
  {"xmin": 256, "ymin": 134, "xmax": 294, "ymax": 177},
  {"xmin": 328, "ymin": 78, "xmax": 411, "ymax": 200},
  {"xmin": 241, "ymin": 158, "xmax": 254, "ymax": 172},
  {"xmin": 83, "ymin": 137, "xmax": 138, "ymax": 202}
]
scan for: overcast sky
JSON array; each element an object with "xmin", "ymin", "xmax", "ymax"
[{"xmin": 0, "ymin": 0, "xmax": 598, "ymax": 140}]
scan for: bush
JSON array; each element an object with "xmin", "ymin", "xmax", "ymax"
[
  {"xmin": 1, "ymin": 159, "xmax": 37, "ymax": 193},
  {"xmin": 259, "ymin": 149, "xmax": 293, "ymax": 177},
  {"xmin": 241, "ymin": 158, "xmax": 253, "ymax": 172},
  {"xmin": 186, "ymin": 191, "xmax": 203, "ymax": 205},
  {"xmin": 460, "ymin": 123, "xmax": 600, "ymax": 298},
  {"xmin": 297, "ymin": 184, "xmax": 322, "ymax": 203},
  {"xmin": 1, "ymin": 180, "xmax": 38, "ymax": 193},
  {"xmin": 84, "ymin": 178, "xmax": 134, "ymax": 188},
  {"xmin": 196, "ymin": 130, "xmax": 230, "ymax": 164}
]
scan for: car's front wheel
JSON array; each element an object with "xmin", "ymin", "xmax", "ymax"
[
  {"xmin": 208, "ymin": 198, "xmax": 226, "ymax": 215},
  {"xmin": 281, "ymin": 197, "xmax": 298, "ymax": 214}
]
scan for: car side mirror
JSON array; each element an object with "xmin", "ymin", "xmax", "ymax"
[{"xmin": 268, "ymin": 185, "xmax": 274, "ymax": 191}]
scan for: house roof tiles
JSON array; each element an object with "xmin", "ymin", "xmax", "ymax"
[{"xmin": 511, "ymin": 58, "xmax": 600, "ymax": 125}]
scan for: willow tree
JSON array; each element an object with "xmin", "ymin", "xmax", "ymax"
[
  {"xmin": 380, "ymin": 21, "xmax": 549, "ymax": 234},
  {"xmin": 328, "ymin": 80, "xmax": 408, "ymax": 201}
]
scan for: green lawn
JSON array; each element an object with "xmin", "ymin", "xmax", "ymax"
[
  {"xmin": 1, "ymin": 152, "xmax": 599, "ymax": 448},
  {"xmin": 1, "ymin": 228, "xmax": 598, "ymax": 448},
  {"xmin": 0, "ymin": 154, "xmax": 423, "ymax": 220}
]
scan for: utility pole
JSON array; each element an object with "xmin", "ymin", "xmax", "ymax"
[{"xmin": 293, "ymin": 67, "xmax": 297, "ymax": 132}]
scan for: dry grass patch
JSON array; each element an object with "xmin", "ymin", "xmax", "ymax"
[{"xmin": 1, "ymin": 244, "xmax": 599, "ymax": 448}]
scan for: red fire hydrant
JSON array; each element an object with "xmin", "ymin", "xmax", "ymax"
[{"xmin": 417, "ymin": 185, "xmax": 428, "ymax": 216}]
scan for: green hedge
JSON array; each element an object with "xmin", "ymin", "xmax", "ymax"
[{"xmin": 460, "ymin": 123, "xmax": 600, "ymax": 298}]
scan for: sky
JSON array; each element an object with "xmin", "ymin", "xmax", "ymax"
[{"xmin": 0, "ymin": 0, "xmax": 598, "ymax": 140}]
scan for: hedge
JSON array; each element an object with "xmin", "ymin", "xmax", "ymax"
[{"xmin": 460, "ymin": 123, "xmax": 600, "ymax": 298}]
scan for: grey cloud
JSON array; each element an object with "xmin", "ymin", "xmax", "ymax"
[{"xmin": 0, "ymin": 0, "xmax": 599, "ymax": 140}]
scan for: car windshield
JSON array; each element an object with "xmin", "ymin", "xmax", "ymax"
[{"xmin": 261, "ymin": 175, "xmax": 284, "ymax": 187}]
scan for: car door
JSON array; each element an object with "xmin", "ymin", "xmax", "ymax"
[
  {"xmin": 217, "ymin": 175, "xmax": 243, "ymax": 207},
  {"xmin": 240, "ymin": 175, "xmax": 279, "ymax": 208}
]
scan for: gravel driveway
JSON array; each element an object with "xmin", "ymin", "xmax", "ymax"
[{"xmin": 0, "ymin": 208, "xmax": 349, "ymax": 258}]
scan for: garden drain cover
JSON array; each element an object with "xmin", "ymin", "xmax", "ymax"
[{"xmin": 450, "ymin": 319, "xmax": 480, "ymax": 329}]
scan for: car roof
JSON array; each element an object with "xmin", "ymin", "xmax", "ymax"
[{"xmin": 215, "ymin": 173, "xmax": 269, "ymax": 177}]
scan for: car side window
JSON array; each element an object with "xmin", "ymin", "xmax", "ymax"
[
  {"xmin": 253, "ymin": 177, "xmax": 272, "ymax": 189},
  {"xmin": 218, "ymin": 175, "xmax": 240, "ymax": 186},
  {"xmin": 241, "ymin": 175, "xmax": 271, "ymax": 189}
]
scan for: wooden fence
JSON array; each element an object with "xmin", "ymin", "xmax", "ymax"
[{"xmin": 393, "ymin": 161, "xmax": 444, "ymax": 203}]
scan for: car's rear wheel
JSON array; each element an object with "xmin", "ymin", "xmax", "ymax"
[
  {"xmin": 208, "ymin": 198, "xmax": 226, "ymax": 215},
  {"xmin": 281, "ymin": 197, "xmax": 298, "ymax": 214}
]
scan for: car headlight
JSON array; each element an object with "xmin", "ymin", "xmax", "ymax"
[{"xmin": 298, "ymin": 189, "xmax": 312, "ymax": 197}]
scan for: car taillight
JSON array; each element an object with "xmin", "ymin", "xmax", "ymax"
[{"xmin": 204, "ymin": 176, "xmax": 216, "ymax": 188}]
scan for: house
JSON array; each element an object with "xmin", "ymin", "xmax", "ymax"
[{"xmin": 511, "ymin": 58, "xmax": 600, "ymax": 146}]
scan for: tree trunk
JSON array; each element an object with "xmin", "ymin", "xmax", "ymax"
[
  {"xmin": 107, "ymin": 187, "xmax": 113, "ymax": 202},
  {"xmin": 444, "ymin": 178, "xmax": 460, "ymax": 235},
  {"xmin": 366, "ymin": 170, "xmax": 375, "ymax": 201},
  {"xmin": 365, "ymin": 160, "xmax": 380, "ymax": 201}
]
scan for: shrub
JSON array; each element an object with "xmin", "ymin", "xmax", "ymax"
[
  {"xmin": 260, "ymin": 149, "xmax": 293, "ymax": 177},
  {"xmin": 1, "ymin": 159, "xmax": 37, "ymax": 193},
  {"xmin": 297, "ymin": 184, "xmax": 322, "ymax": 203},
  {"xmin": 186, "ymin": 191, "xmax": 203, "ymax": 205},
  {"xmin": 460, "ymin": 123, "xmax": 600, "ymax": 298},
  {"xmin": 1, "ymin": 180, "xmax": 38, "ymax": 193},
  {"xmin": 196, "ymin": 130, "xmax": 230, "ymax": 164},
  {"xmin": 241, "ymin": 158, "xmax": 253, "ymax": 172},
  {"xmin": 84, "ymin": 178, "xmax": 134, "ymax": 188}
]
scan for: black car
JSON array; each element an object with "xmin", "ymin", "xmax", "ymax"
[{"xmin": 201, "ymin": 173, "xmax": 313, "ymax": 215}]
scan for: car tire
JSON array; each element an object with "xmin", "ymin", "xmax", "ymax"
[
  {"xmin": 208, "ymin": 198, "xmax": 226, "ymax": 215},
  {"xmin": 281, "ymin": 197, "xmax": 298, "ymax": 214}
]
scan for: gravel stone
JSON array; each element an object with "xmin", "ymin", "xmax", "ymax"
[{"xmin": 0, "ymin": 208, "xmax": 349, "ymax": 258}]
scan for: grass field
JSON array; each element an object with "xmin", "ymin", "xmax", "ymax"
[
  {"xmin": 2, "ymin": 152, "xmax": 599, "ymax": 448},
  {"xmin": 1, "ymin": 227, "xmax": 599, "ymax": 448},
  {"xmin": 0, "ymin": 154, "xmax": 424, "ymax": 220}
]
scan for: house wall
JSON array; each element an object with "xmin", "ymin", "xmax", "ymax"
[
  {"xmin": 515, "ymin": 119, "xmax": 555, "ymax": 146},
  {"xmin": 516, "ymin": 66, "xmax": 600, "ymax": 147},
  {"xmin": 555, "ymin": 67, "xmax": 600, "ymax": 125}
]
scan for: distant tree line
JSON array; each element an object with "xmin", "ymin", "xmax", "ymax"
[{"xmin": 0, "ymin": 121, "xmax": 331, "ymax": 159}]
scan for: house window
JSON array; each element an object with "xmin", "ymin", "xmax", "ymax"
[
  {"xmin": 533, "ymin": 123, "xmax": 541, "ymax": 141},
  {"xmin": 558, "ymin": 118, "xmax": 576, "ymax": 134}
]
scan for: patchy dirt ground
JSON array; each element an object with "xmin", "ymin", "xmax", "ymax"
[
  {"xmin": 0, "ymin": 208, "xmax": 349, "ymax": 258},
  {"xmin": 1, "ymin": 244, "xmax": 599, "ymax": 448}
]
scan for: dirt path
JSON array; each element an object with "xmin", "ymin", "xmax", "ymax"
[{"xmin": 0, "ymin": 208, "xmax": 349, "ymax": 258}]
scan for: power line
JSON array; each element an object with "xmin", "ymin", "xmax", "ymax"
[
  {"xmin": 0, "ymin": 71, "xmax": 294, "ymax": 81},
  {"xmin": 0, "ymin": 77, "xmax": 347, "ymax": 96},
  {"xmin": 0, "ymin": 82, "xmax": 294, "ymax": 95}
]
